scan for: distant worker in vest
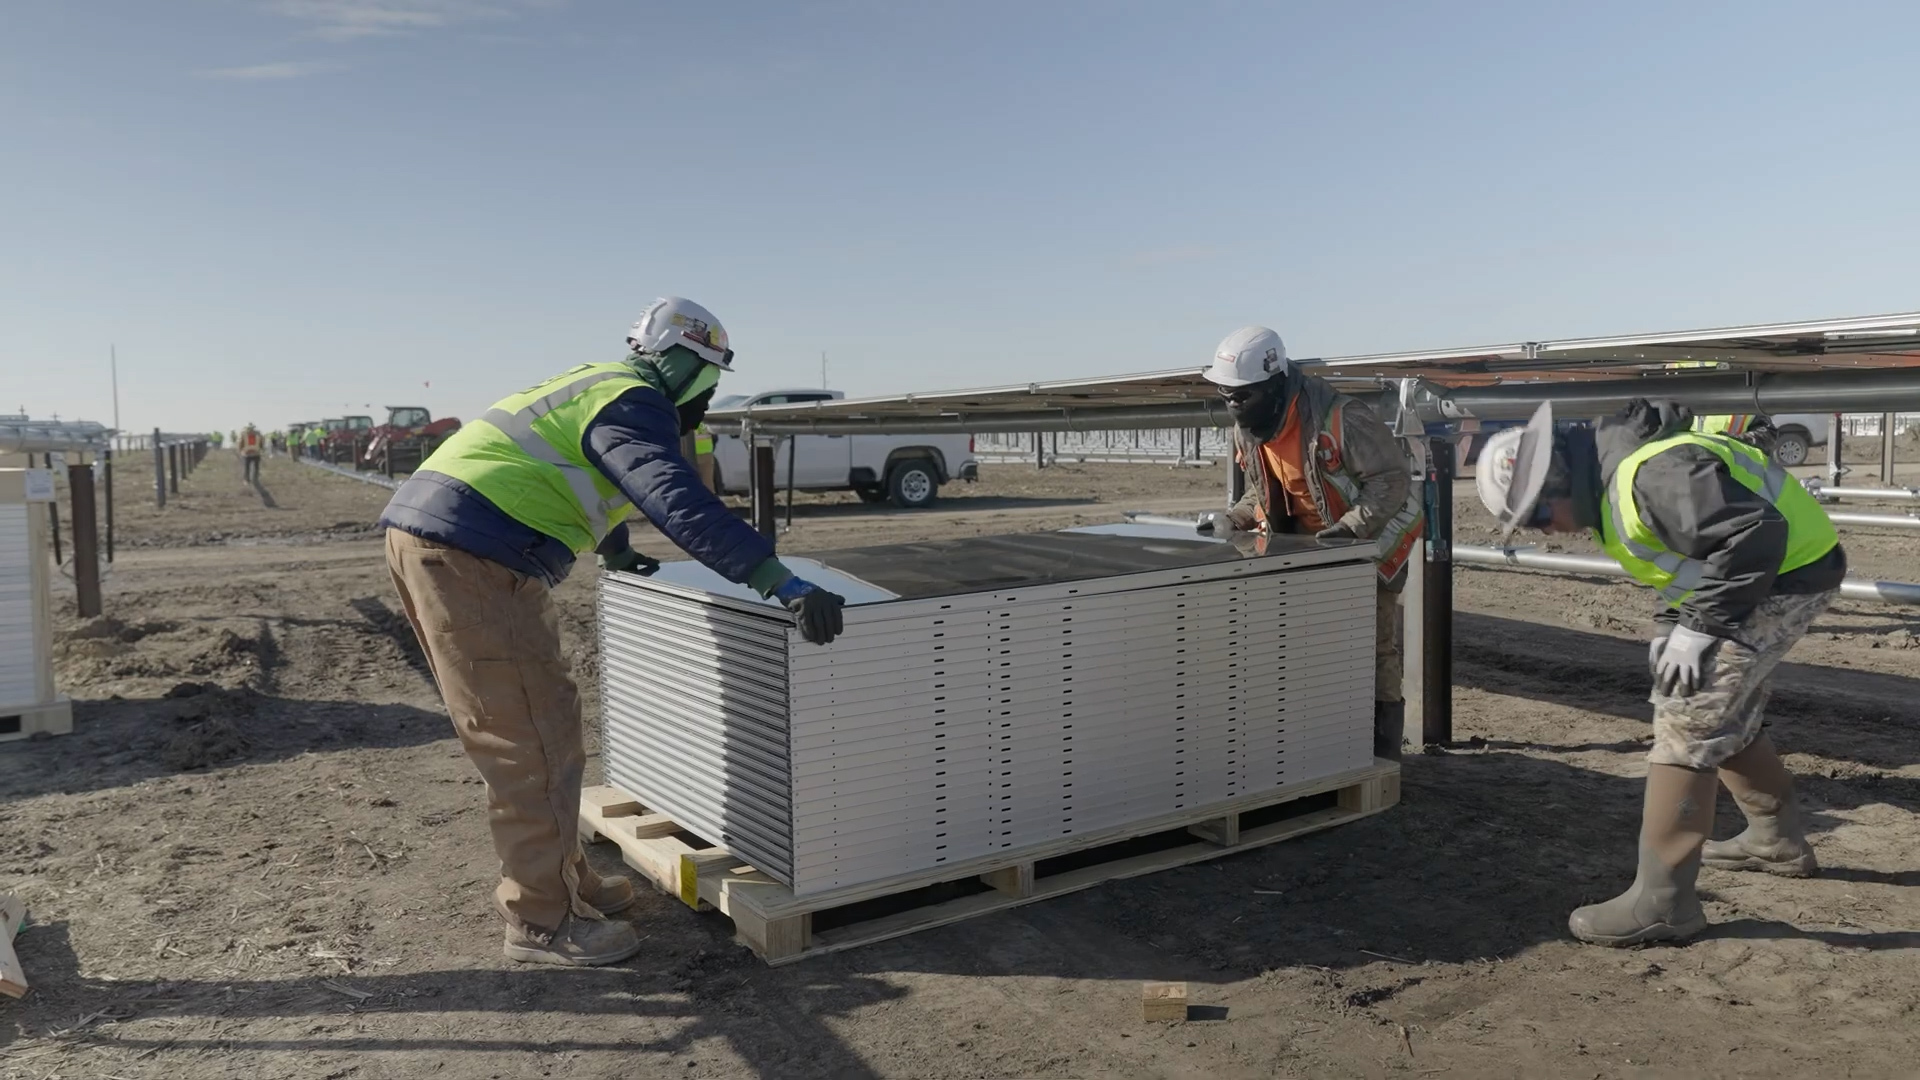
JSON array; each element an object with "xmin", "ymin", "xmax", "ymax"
[
  {"xmin": 239, "ymin": 424, "xmax": 264, "ymax": 484},
  {"xmin": 693, "ymin": 424, "xmax": 717, "ymax": 492},
  {"xmin": 303, "ymin": 424, "xmax": 323, "ymax": 459},
  {"xmin": 378, "ymin": 297, "xmax": 846, "ymax": 968},
  {"xmin": 1196, "ymin": 327, "xmax": 1426, "ymax": 762},
  {"xmin": 210, "ymin": 431, "xmax": 224, "ymax": 449},
  {"xmin": 1476, "ymin": 398, "xmax": 1844, "ymax": 947}
]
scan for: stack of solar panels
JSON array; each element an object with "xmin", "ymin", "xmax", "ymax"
[{"xmin": 598, "ymin": 525, "xmax": 1378, "ymax": 899}]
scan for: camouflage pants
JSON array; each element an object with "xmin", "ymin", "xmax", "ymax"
[{"xmin": 1647, "ymin": 590, "xmax": 1837, "ymax": 770}]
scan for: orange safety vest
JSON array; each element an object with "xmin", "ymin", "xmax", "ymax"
[
  {"xmin": 242, "ymin": 431, "xmax": 261, "ymax": 455},
  {"xmin": 1236, "ymin": 380, "xmax": 1425, "ymax": 585},
  {"xmin": 1257, "ymin": 399, "xmax": 1329, "ymax": 533}
]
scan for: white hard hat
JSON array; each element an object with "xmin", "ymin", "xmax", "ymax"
[
  {"xmin": 1203, "ymin": 326, "xmax": 1288, "ymax": 387},
  {"xmin": 627, "ymin": 297, "xmax": 733, "ymax": 370},
  {"xmin": 1474, "ymin": 402, "xmax": 1557, "ymax": 541}
]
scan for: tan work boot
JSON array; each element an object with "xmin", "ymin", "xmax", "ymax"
[
  {"xmin": 503, "ymin": 913, "xmax": 642, "ymax": 967},
  {"xmin": 1704, "ymin": 735, "xmax": 1818, "ymax": 877},
  {"xmin": 1569, "ymin": 764, "xmax": 1717, "ymax": 947},
  {"xmin": 580, "ymin": 873, "xmax": 637, "ymax": 915}
]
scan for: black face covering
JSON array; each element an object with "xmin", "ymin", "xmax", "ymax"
[
  {"xmin": 1225, "ymin": 372, "xmax": 1291, "ymax": 436},
  {"xmin": 677, "ymin": 388, "xmax": 715, "ymax": 435}
]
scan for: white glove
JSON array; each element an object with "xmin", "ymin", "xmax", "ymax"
[
  {"xmin": 1195, "ymin": 511, "xmax": 1241, "ymax": 537},
  {"xmin": 1648, "ymin": 630, "xmax": 1670, "ymax": 678},
  {"xmin": 1654, "ymin": 625, "xmax": 1720, "ymax": 697}
]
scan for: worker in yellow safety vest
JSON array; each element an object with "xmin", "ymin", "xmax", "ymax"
[
  {"xmin": 1477, "ymin": 398, "xmax": 1844, "ymax": 948},
  {"xmin": 693, "ymin": 424, "xmax": 717, "ymax": 491},
  {"xmin": 375, "ymin": 297, "xmax": 844, "ymax": 967}
]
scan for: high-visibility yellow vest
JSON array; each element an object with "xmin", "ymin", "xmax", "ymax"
[
  {"xmin": 1599, "ymin": 432, "xmax": 1836, "ymax": 605},
  {"xmin": 419, "ymin": 363, "xmax": 649, "ymax": 554},
  {"xmin": 1693, "ymin": 414, "xmax": 1755, "ymax": 436}
]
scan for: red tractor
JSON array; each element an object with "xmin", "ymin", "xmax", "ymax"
[
  {"xmin": 323, "ymin": 415, "xmax": 374, "ymax": 466},
  {"xmin": 363, "ymin": 406, "xmax": 461, "ymax": 477}
]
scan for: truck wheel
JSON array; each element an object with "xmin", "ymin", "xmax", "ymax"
[
  {"xmin": 1772, "ymin": 429, "xmax": 1810, "ymax": 467},
  {"xmin": 888, "ymin": 460, "xmax": 939, "ymax": 509}
]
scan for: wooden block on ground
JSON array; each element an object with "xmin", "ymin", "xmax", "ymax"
[
  {"xmin": 1187, "ymin": 814, "xmax": 1240, "ymax": 847},
  {"xmin": 1142, "ymin": 980, "xmax": 1187, "ymax": 1022},
  {"xmin": 979, "ymin": 863, "xmax": 1035, "ymax": 898},
  {"xmin": 1, "ymin": 893, "xmax": 28, "ymax": 999},
  {"xmin": 580, "ymin": 786, "xmax": 643, "ymax": 819}
]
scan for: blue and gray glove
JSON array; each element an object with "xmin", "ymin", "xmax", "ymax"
[
  {"xmin": 1653, "ymin": 624, "xmax": 1720, "ymax": 697},
  {"xmin": 775, "ymin": 577, "xmax": 846, "ymax": 645}
]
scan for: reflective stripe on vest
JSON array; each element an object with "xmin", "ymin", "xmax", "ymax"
[
  {"xmin": 1601, "ymin": 431, "xmax": 1835, "ymax": 604},
  {"xmin": 420, "ymin": 362, "xmax": 658, "ymax": 553},
  {"xmin": 479, "ymin": 368, "xmax": 633, "ymax": 542},
  {"xmin": 1693, "ymin": 414, "xmax": 1755, "ymax": 436}
]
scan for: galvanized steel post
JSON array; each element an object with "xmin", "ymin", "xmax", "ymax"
[
  {"xmin": 44, "ymin": 454, "xmax": 62, "ymax": 566},
  {"xmin": 103, "ymin": 447, "xmax": 115, "ymax": 563},
  {"xmin": 153, "ymin": 428, "xmax": 166, "ymax": 507},
  {"xmin": 1883, "ymin": 413, "xmax": 1898, "ymax": 486},
  {"xmin": 68, "ymin": 460, "xmax": 101, "ymax": 618},
  {"xmin": 1827, "ymin": 412, "xmax": 1843, "ymax": 488},
  {"xmin": 1421, "ymin": 435, "xmax": 1455, "ymax": 747},
  {"xmin": 751, "ymin": 439, "xmax": 777, "ymax": 543}
]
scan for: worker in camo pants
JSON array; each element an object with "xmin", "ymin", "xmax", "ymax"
[
  {"xmin": 378, "ymin": 297, "xmax": 845, "ymax": 967},
  {"xmin": 1195, "ymin": 327, "xmax": 1426, "ymax": 762},
  {"xmin": 1476, "ymin": 397, "xmax": 1844, "ymax": 947}
]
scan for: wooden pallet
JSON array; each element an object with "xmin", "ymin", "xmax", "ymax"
[
  {"xmin": 0, "ymin": 697, "xmax": 71, "ymax": 744},
  {"xmin": 579, "ymin": 759, "xmax": 1399, "ymax": 966}
]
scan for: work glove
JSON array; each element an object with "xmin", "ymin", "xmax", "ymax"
[
  {"xmin": 775, "ymin": 577, "xmax": 846, "ymax": 646},
  {"xmin": 1195, "ymin": 511, "xmax": 1243, "ymax": 537},
  {"xmin": 598, "ymin": 546, "xmax": 660, "ymax": 576},
  {"xmin": 1653, "ymin": 624, "xmax": 1720, "ymax": 697},
  {"xmin": 1648, "ymin": 630, "xmax": 1670, "ymax": 679},
  {"xmin": 1314, "ymin": 521, "xmax": 1358, "ymax": 543}
]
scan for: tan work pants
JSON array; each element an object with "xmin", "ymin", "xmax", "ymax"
[{"xmin": 385, "ymin": 528, "xmax": 613, "ymax": 931}]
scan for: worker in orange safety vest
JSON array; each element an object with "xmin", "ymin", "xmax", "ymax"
[
  {"xmin": 1197, "ymin": 326, "xmax": 1426, "ymax": 761},
  {"xmin": 240, "ymin": 424, "xmax": 264, "ymax": 484}
]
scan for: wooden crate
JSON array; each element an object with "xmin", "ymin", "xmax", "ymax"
[{"xmin": 580, "ymin": 759, "xmax": 1400, "ymax": 966}]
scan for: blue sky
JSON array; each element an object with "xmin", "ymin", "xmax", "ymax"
[{"xmin": 6, "ymin": 1, "xmax": 1918, "ymax": 434}]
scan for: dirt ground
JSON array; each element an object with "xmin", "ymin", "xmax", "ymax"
[{"xmin": 3, "ymin": 450, "xmax": 1917, "ymax": 1080}]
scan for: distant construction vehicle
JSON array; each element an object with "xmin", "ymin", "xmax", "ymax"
[
  {"xmin": 362, "ymin": 406, "xmax": 461, "ymax": 477},
  {"xmin": 321, "ymin": 415, "xmax": 374, "ymax": 466}
]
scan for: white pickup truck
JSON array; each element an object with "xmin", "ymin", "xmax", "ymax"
[{"xmin": 706, "ymin": 389, "xmax": 980, "ymax": 509}]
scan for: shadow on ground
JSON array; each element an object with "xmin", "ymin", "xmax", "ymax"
[
  {"xmin": 1454, "ymin": 612, "xmax": 1920, "ymax": 772},
  {"xmin": 1, "ymin": 921, "xmax": 900, "ymax": 1077},
  {"xmin": 0, "ymin": 689, "xmax": 451, "ymax": 802}
]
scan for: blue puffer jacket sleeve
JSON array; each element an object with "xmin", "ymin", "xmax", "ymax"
[{"xmin": 582, "ymin": 387, "xmax": 780, "ymax": 586}]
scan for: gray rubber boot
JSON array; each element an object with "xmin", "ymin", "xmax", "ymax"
[
  {"xmin": 503, "ymin": 913, "xmax": 642, "ymax": 967},
  {"xmin": 1704, "ymin": 735, "xmax": 1818, "ymax": 877},
  {"xmin": 1568, "ymin": 764, "xmax": 1717, "ymax": 947},
  {"xmin": 1372, "ymin": 701, "xmax": 1405, "ymax": 762}
]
